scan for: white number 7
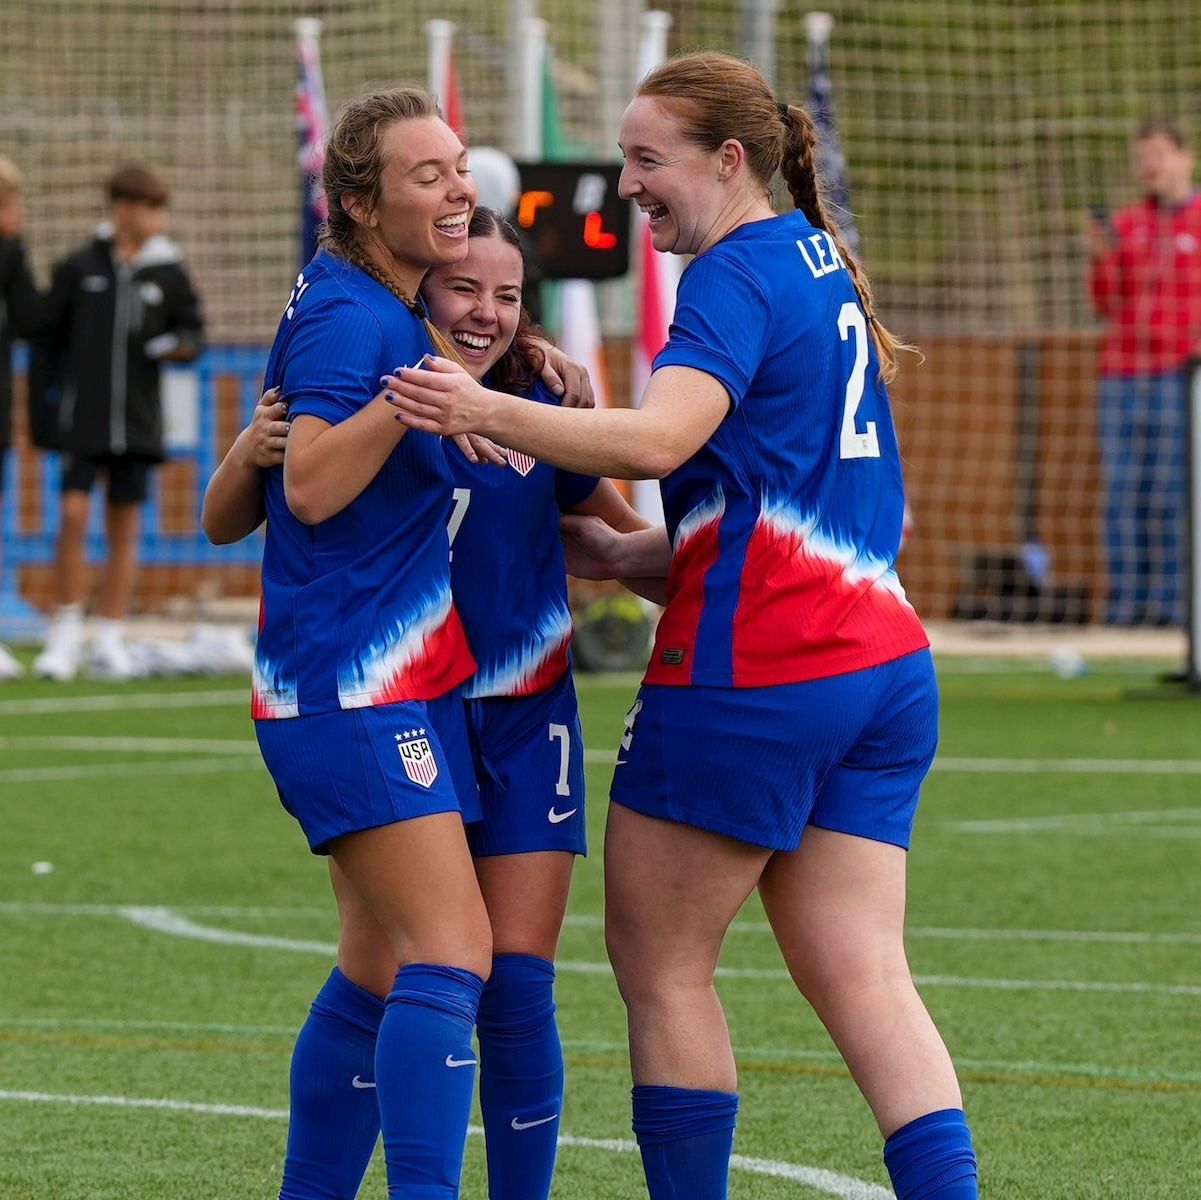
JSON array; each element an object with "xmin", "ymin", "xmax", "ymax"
[
  {"xmin": 446, "ymin": 487, "xmax": 471, "ymax": 561},
  {"xmin": 837, "ymin": 302, "xmax": 880, "ymax": 460},
  {"xmin": 548, "ymin": 723, "xmax": 571, "ymax": 796}
]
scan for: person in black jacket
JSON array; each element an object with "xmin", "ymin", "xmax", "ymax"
[
  {"xmin": 33, "ymin": 162, "xmax": 203, "ymax": 681},
  {"xmin": 0, "ymin": 156, "xmax": 44, "ymax": 681}
]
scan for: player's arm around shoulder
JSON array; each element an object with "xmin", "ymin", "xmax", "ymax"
[{"xmin": 202, "ymin": 388, "xmax": 288, "ymax": 545}]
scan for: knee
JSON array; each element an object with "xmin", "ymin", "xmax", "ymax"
[
  {"xmin": 791, "ymin": 944, "xmax": 912, "ymax": 1016},
  {"xmin": 477, "ymin": 953, "xmax": 556, "ymax": 1039}
]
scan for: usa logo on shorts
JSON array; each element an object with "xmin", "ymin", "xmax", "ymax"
[
  {"xmin": 395, "ymin": 730, "xmax": 439, "ymax": 788},
  {"xmin": 507, "ymin": 450, "xmax": 536, "ymax": 477}
]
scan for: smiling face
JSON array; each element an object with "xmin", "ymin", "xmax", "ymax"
[
  {"xmin": 351, "ymin": 115, "xmax": 476, "ymax": 295},
  {"xmin": 618, "ymin": 95, "xmax": 735, "ymax": 257},
  {"xmin": 422, "ymin": 232, "xmax": 524, "ymax": 381}
]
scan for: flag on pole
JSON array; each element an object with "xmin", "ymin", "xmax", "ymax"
[
  {"xmin": 631, "ymin": 10, "xmax": 677, "ymax": 522},
  {"xmin": 294, "ymin": 18, "xmax": 329, "ymax": 269},
  {"xmin": 630, "ymin": 220, "xmax": 679, "ymax": 522},
  {"xmin": 805, "ymin": 11, "xmax": 861, "ymax": 255},
  {"xmin": 541, "ymin": 49, "xmax": 569, "ymax": 161},
  {"xmin": 443, "ymin": 52, "xmax": 465, "ymax": 140},
  {"xmin": 541, "ymin": 46, "xmax": 609, "ymax": 408},
  {"xmin": 425, "ymin": 20, "xmax": 466, "ymax": 141}
]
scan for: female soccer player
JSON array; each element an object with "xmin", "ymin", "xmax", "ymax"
[
  {"xmin": 387, "ymin": 51, "xmax": 980, "ymax": 1200},
  {"xmin": 245, "ymin": 86, "xmax": 488, "ymax": 1200},
  {"xmin": 206, "ymin": 205, "xmax": 643, "ymax": 1200}
]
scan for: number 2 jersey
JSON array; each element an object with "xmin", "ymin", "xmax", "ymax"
[
  {"xmin": 447, "ymin": 378, "xmax": 598, "ymax": 699},
  {"xmin": 252, "ymin": 250, "xmax": 476, "ymax": 719},
  {"xmin": 645, "ymin": 209, "xmax": 928, "ymax": 689}
]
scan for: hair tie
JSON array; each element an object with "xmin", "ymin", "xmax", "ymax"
[{"xmin": 777, "ymin": 102, "xmax": 791, "ymax": 122}]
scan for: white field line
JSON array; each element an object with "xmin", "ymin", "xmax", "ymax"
[
  {"xmin": 3, "ymin": 731, "xmax": 1199, "ymax": 779},
  {"xmin": 0, "ymin": 1091, "xmax": 889, "ymax": 1199},
  {"xmin": 948, "ymin": 808, "xmax": 1201, "ymax": 835},
  {"xmin": 4, "ymin": 902, "xmax": 1199, "ymax": 947},
  {"xmin": 0, "ymin": 758, "xmax": 264, "ymax": 783},
  {"xmin": 584, "ymin": 750, "xmax": 1201, "ymax": 774},
  {"xmin": 5, "ymin": 1016, "xmax": 1197, "ymax": 1087},
  {"xmin": 63, "ymin": 908, "xmax": 1201, "ymax": 998},
  {"xmin": 0, "ymin": 736, "xmax": 261, "ymax": 754},
  {"xmin": 0, "ymin": 689, "xmax": 247, "ymax": 716},
  {"xmin": 934, "ymin": 757, "xmax": 1201, "ymax": 775}
]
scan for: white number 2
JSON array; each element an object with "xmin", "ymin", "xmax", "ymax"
[
  {"xmin": 837, "ymin": 302, "xmax": 879, "ymax": 460},
  {"xmin": 548, "ymin": 723, "xmax": 571, "ymax": 796},
  {"xmin": 446, "ymin": 487, "xmax": 471, "ymax": 561}
]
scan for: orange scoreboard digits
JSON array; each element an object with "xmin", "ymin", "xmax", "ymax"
[{"xmin": 514, "ymin": 162, "xmax": 630, "ymax": 280}]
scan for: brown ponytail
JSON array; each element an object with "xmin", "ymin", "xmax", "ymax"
[
  {"xmin": 637, "ymin": 52, "xmax": 914, "ymax": 382},
  {"xmin": 778, "ymin": 103, "xmax": 910, "ymax": 381}
]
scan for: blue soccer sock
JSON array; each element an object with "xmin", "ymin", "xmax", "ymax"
[
  {"xmin": 883, "ymin": 1108, "xmax": 979, "ymax": 1200},
  {"xmin": 476, "ymin": 954, "xmax": 563, "ymax": 1200},
  {"xmin": 279, "ymin": 967, "xmax": 385, "ymax": 1200},
  {"xmin": 632, "ymin": 1085, "xmax": 740, "ymax": 1200},
  {"xmin": 376, "ymin": 963, "xmax": 484, "ymax": 1200}
]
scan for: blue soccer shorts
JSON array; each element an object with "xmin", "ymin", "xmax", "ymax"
[
  {"xmin": 255, "ymin": 689, "xmax": 480, "ymax": 854},
  {"xmin": 465, "ymin": 670, "xmax": 587, "ymax": 858},
  {"xmin": 609, "ymin": 648, "xmax": 938, "ymax": 851}
]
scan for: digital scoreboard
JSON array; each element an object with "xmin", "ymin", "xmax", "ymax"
[{"xmin": 513, "ymin": 162, "xmax": 630, "ymax": 280}]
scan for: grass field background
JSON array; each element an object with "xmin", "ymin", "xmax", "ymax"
[{"xmin": 1, "ymin": 657, "xmax": 1198, "ymax": 1198}]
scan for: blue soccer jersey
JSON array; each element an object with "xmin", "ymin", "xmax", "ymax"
[
  {"xmin": 253, "ymin": 250, "xmax": 476, "ymax": 718},
  {"xmin": 644, "ymin": 210, "xmax": 928, "ymax": 689},
  {"xmin": 446, "ymin": 379, "xmax": 598, "ymax": 699}
]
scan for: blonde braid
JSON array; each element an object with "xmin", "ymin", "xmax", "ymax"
[{"xmin": 340, "ymin": 241, "xmax": 466, "ymax": 367}]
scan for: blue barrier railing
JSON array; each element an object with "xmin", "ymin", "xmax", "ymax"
[{"xmin": 1, "ymin": 344, "xmax": 269, "ymax": 638}]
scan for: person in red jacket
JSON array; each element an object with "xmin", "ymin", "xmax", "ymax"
[{"xmin": 1087, "ymin": 119, "xmax": 1201, "ymax": 626}]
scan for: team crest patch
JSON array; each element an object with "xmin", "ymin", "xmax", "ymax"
[
  {"xmin": 507, "ymin": 450, "xmax": 536, "ymax": 477},
  {"xmin": 395, "ymin": 729, "xmax": 439, "ymax": 788}
]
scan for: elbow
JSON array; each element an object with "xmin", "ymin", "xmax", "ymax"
[
  {"xmin": 284, "ymin": 482, "xmax": 326, "ymax": 526},
  {"xmin": 637, "ymin": 445, "xmax": 685, "ymax": 481},
  {"xmin": 201, "ymin": 507, "xmax": 246, "ymax": 546}
]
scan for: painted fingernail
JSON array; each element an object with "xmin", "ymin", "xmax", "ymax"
[{"xmin": 386, "ymin": 391, "xmax": 398, "ymax": 402}]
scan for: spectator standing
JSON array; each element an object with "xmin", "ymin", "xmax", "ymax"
[
  {"xmin": 1087, "ymin": 119, "xmax": 1201, "ymax": 626},
  {"xmin": 31, "ymin": 162, "xmax": 203, "ymax": 680}
]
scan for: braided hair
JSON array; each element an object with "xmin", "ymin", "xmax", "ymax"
[
  {"xmin": 636, "ymin": 51, "xmax": 910, "ymax": 381},
  {"xmin": 320, "ymin": 84, "xmax": 465, "ymax": 365}
]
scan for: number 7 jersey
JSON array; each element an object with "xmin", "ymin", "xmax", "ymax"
[{"xmin": 644, "ymin": 209, "xmax": 929, "ymax": 688}]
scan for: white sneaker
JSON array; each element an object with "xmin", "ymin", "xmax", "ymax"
[
  {"xmin": 187, "ymin": 623, "xmax": 257, "ymax": 675},
  {"xmin": 33, "ymin": 622, "xmax": 84, "ymax": 681},
  {"xmin": 0, "ymin": 643, "xmax": 24, "ymax": 681},
  {"xmin": 86, "ymin": 637, "xmax": 144, "ymax": 682}
]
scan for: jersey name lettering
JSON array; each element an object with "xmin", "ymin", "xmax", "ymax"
[{"xmin": 796, "ymin": 232, "xmax": 846, "ymax": 279}]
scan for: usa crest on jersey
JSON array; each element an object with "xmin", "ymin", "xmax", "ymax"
[
  {"xmin": 507, "ymin": 449, "xmax": 536, "ymax": 477},
  {"xmin": 395, "ymin": 729, "xmax": 439, "ymax": 788}
]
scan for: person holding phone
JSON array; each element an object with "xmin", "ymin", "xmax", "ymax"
[{"xmin": 1087, "ymin": 119, "xmax": 1201, "ymax": 626}]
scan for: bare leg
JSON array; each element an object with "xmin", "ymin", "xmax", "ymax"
[
  {"xmin": 330, "ymin": 813, "xmax": 491, "ymax": 974},
  {"xmin": 96, "ymin": 500, "xmax": 140, "ymax": 620},
  {"xmin": 56, "ymin": 490, "xmax": 90, "ymax": 607},
  {"xmin": 604, "ymin": 804, "xmax": 770, "ymax": 1090},
  {"xmin": 475, "ymin": 850, "xmax": 574, "ymax": 959},
  {"xmin": 758, "ymin": 827, "xmax": 963, "ymax": 1137}
]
